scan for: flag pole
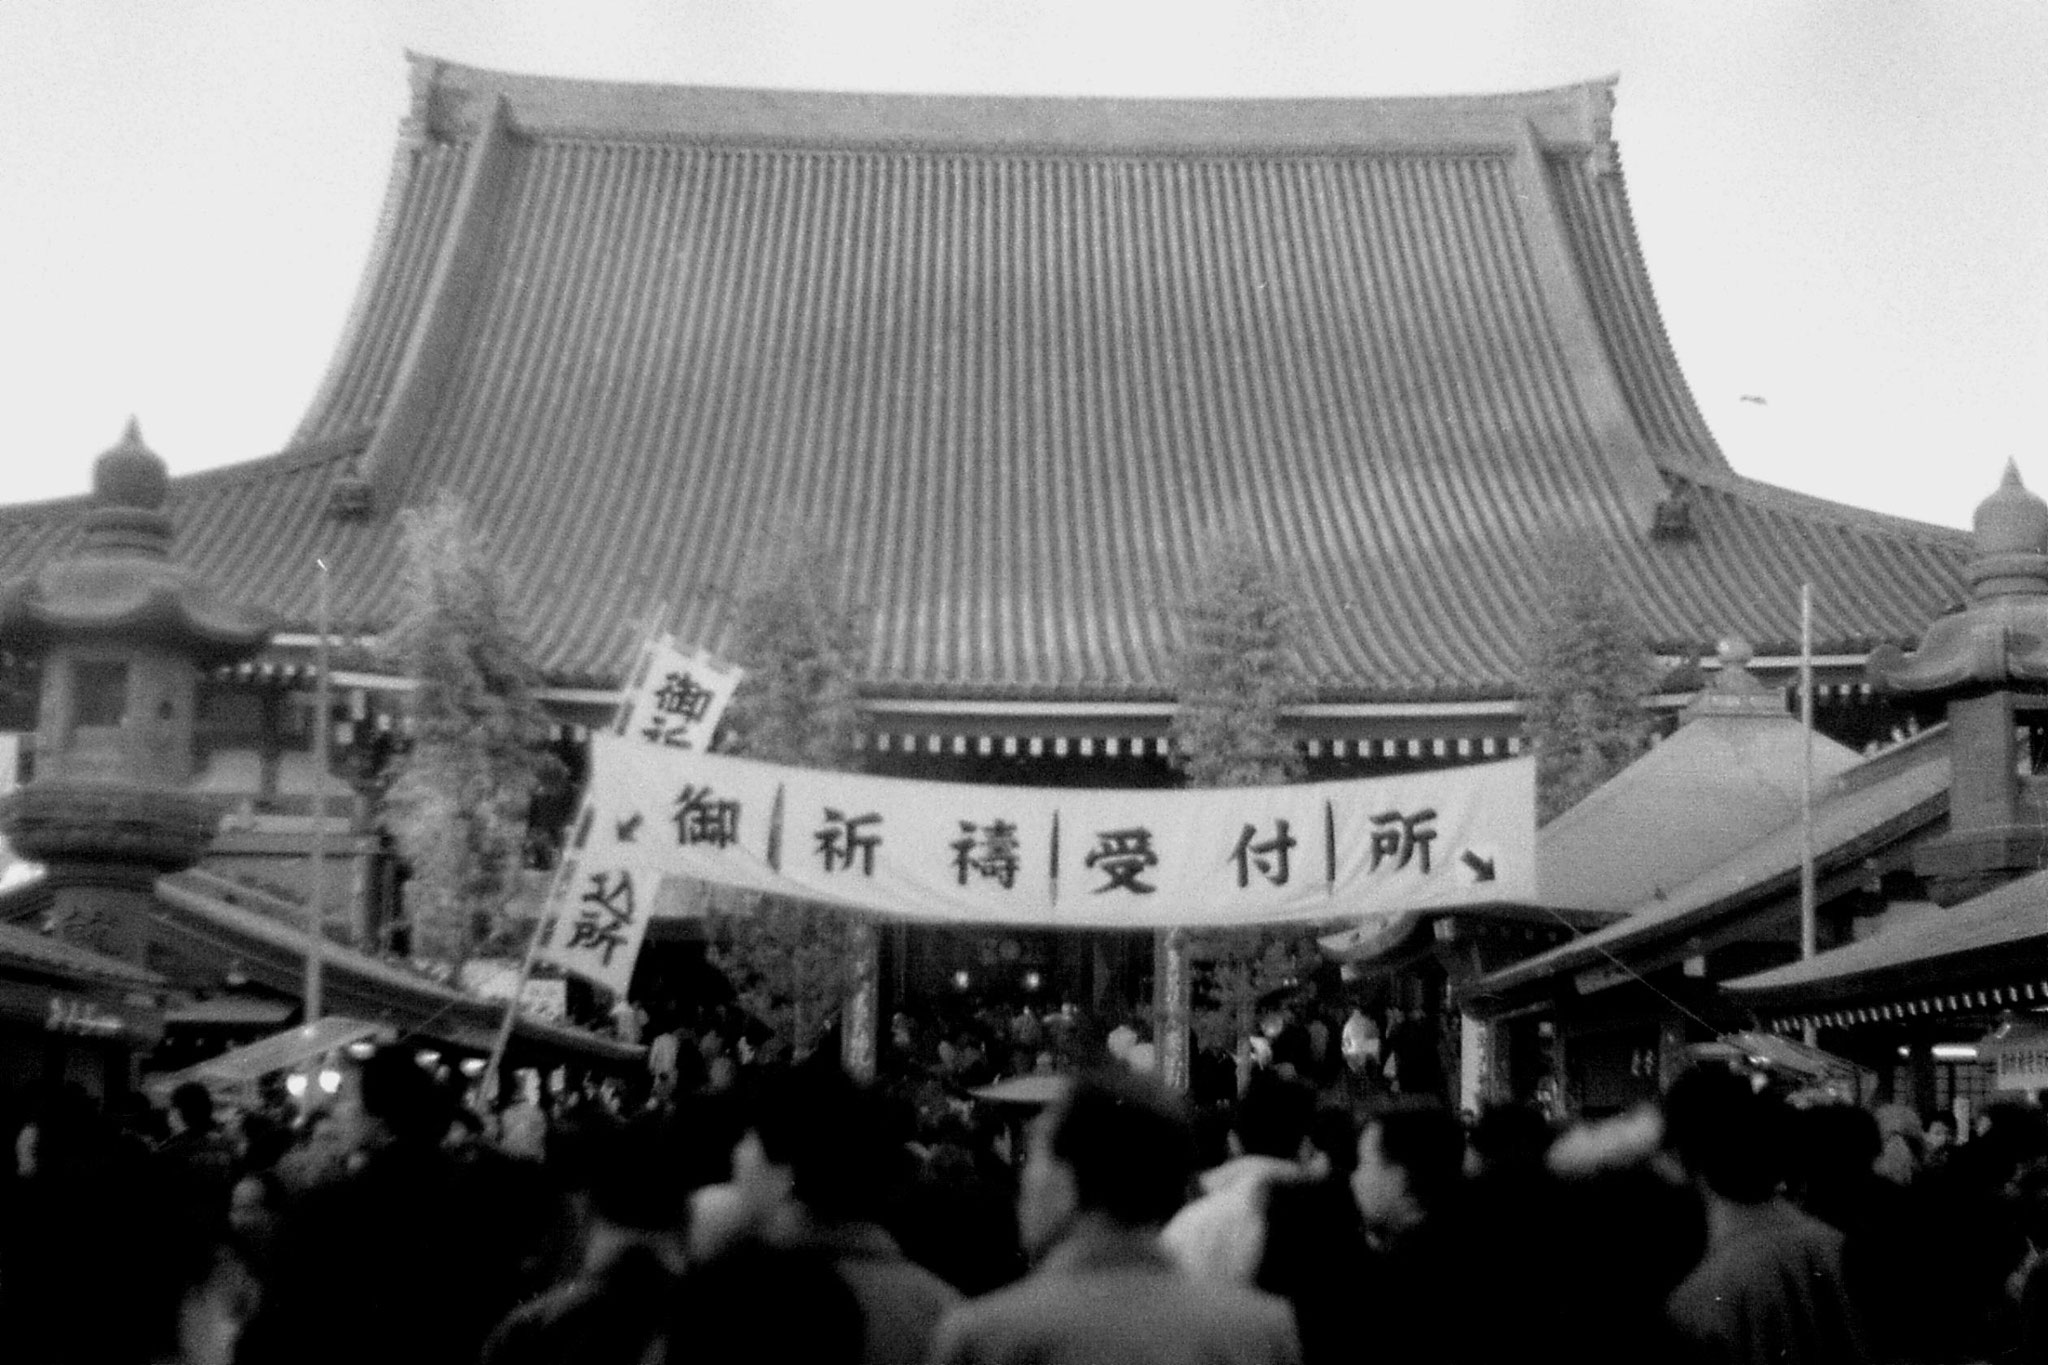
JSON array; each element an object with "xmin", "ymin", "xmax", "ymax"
[
  {"xmin": 305, "ymin": 558, "xmax": 331, "ymax": 1027},
  {"xmin": 481, "ymin": 865, "xmax": 561, "ymax": 1109},
  {"xmin": 479, "ymin": 603, "xmax": 671, "ymax": 1107},
  {"xmin": 1800, "ymin": 584, "xmax": 1818, "ymax": 1048},
  {"xmin": 1800, "ymin": 583, "xmax": 1817, "ymax": 962}
]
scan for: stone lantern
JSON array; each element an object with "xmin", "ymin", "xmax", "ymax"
[
  {"xmin": 1869, "ymin": 462, "xmax": 2048, "ymax": 904},
  {"xmin": 0, "ymin": 422, "xmax": 274, "ymax": 963}
]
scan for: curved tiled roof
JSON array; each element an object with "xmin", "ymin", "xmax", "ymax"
[
  {"xmin": 1724, "ymin": 868, "xmax": 2048, "ymax": 1012},
  {"xmin": 0, "ymin": 59, "xmax": 1969, "ymax": 702}
]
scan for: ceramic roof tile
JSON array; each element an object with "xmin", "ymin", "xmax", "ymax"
[{"xmin": 0, "ymin": 64, "xmax": 1971, "ymax": 700}]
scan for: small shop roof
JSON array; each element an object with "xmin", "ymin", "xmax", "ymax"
[
  {"xmin": 1467, "ymin": 728, "xmax": 1951, "ymax": 1002},
  {"xmin": 1537, "ymin": 700, "xmax": 1864, "ymax": 916},
  {"xmin": 149, "ymin": 869, "xmax": 642, "ymax": 1067},
  {"xmin": 1725, "ymin": 868, "xmax": 2048, "ymax": 1010},
  {"xmin": 0, "ymin": 917, "xmax": 164, "ymax": 989}
]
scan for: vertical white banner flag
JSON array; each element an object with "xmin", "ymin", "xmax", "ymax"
[
  {"xmin": 536, "ymin": 635, "xmax": 745, "ymax": 992},
  {"xmin": 534, "ymin": 849, "xmax": 659, "ymax": 997},
  {"xmin": 612, "ymin": 636, "xmax": 744, "ymax": 752}
]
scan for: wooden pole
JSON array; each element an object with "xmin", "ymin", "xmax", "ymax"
[
  {"xmin": 304, "ymin": 558, "xmax": 331, "ymax": 1027},
  {"xmin": 1800, "ymin": 583, "xmax": 1817, "ymax": 962},
  {"xmin": 481, "ymin": 605, "xmax": 671, "ymax": 1104},
  {"xmin": 841, "ymin": 917, "xmax": 880, "ymax": 1082},
  {"xmin": 1156, "ymin": 928, "xmax": 1191, "ymax": 1091},
  {"xmin": 1801, "ymin": 583, "xmax": 1819, "ymax": 1049},
  {"xmin": 481, "ymin": 869, "xmax": 558, "ymax": 1107}
]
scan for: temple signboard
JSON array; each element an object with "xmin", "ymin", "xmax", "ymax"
[{"xmin": 539, "ymin": 735, "xmax": 1534, "ymax": 973}]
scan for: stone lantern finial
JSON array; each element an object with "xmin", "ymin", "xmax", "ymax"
[{"xmin": 83, "ymin": 419, "xmax": 174, "ymax": 559}]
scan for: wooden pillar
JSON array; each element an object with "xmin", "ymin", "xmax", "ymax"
[
  {"xmin": 1657, "ymin": 1017, "xmax": 1690, "ymax": 1093},
  {"xmin": 841, "ymin": 917, "xmax": 879, "ymax": 1082},
  {"xmin": 1154, "ymin": 928, "xmax": 1191, "ymax": 1091}
]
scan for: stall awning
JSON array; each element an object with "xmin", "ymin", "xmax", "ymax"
[
  {"xmin": 165, "ymin": 996, "xmax": 295, "ymax": 1028},
  {"xmin": 155, "ymin": 1016, "xmax": 393, "ymax": 1090},
  {"xmin": 1691, "ymin": 1030, "xmax": 1873, "ymax": 1096}
]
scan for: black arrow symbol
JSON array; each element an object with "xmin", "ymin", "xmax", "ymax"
[
  {"xmin": 615, "ymin": 812, "xmax": 644, "ymax": 843},
  {"xmin": 1460, "ymin": 850, "xmax": 1496, "ymax": 883}
]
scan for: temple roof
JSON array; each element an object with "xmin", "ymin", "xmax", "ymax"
[
  {"xmin": 1722, "ymin": 869, "xmax": 2048, "ymax": 1012},
  {"xmin": 0, "ymin": 59, "xmax": 1970, "ymax": 702}
]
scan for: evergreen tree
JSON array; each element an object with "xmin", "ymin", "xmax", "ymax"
[
  {"xmin": 1522, "ymin": 539, "xmax": 1658, "ymax": 824},
  {"xmin": 707, "ymin": 517, "xmax": 869, "ymax": 1059},
  {"xmin": 381, "ymin": 494, "xmax": 561, "ymax": 974},
  {"xmin": 1168, "ymin": 528, "xmax": 1312, "ymax": 789},
  {"xmin": 1167, "ymin": 528, "xmax": 1317, "ymax": 1067}
]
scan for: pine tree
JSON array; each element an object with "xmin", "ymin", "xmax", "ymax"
[
  {"xmin": 380, "ymin": 494, "xmax": 561, "ymax": 975},
  {"xmin": 707, "ymin": 516, "xmax": 870, "ymax": 1060},
  {"xmin": 1522, "ymin": 539, "xmax": 1658, "ymax": 824},
  {"xmin": 1167, "ymin": 527, "xmax": 1317, "ymax": 1071}
]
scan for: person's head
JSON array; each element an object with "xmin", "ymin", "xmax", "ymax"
[
  {"xmin": 734, "ymin": 1068, "xmax": 911, "ymax": 1228},
  {"xmin": 344, "ymin": 1049, "xmax": 449, "ymax": 1151},
  {"xmin": 1787, "ymin": 1103, "xmax": 1880, "ymax": 1201},
  {"xmin": 169, "ymin": 1082, "xmax": 216, "ymax": 1137},
  {"xmin": 1662, "ymin": 1065, "xmax": 1789, "ymax": 1205},
  {"xmin": 1233, "ymin": 1070, "xmax": 1316, "ymax": 1162},
  {"xmin": 585, "ymin": 1114, "xmax": 692, "ymax": 1235},
  {"xmin": 228, "ymin": 1169, "xmax": 284, "ymax": 1250},
  {"xmin": 1352, "ymin": 1098, "xmax": 1463, "ymax": 1232},
  {"xmin": 1926, "ymin": 1116, "xmax": 1954, "ymax": 1151},
  {"xmin": 1468, "ymin": 1103, "xmax": 1553, "ymax": 1180},
  {"xmin": 1019, "ymin": 1069, "xmax": 1193, "ymax": 1258},
  {"xmin": 1306, "ymin": 1103, "xmax": 1360, "ymax": 1180}
]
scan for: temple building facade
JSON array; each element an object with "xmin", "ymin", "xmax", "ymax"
[{"xmin": 0, "ymin": 58, "xmax": 1981, "ymax": 1083}]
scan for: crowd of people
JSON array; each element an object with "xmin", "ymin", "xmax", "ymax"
[{"xmin": 10, "ymin": 1023, "xmax": 2048, "ymax": 1365}]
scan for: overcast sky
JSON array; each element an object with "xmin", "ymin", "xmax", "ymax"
[{"xmin": 2, "ymin": 0, "xmax": 2042, "ymax": 528}]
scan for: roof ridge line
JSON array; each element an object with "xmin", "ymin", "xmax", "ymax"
[
  {"xmin": 406, "ymin": 51, "xmax": 1623, "ymax": 156},
  {"xmin": 359, "ymin": 94, "xmax": 524, "ymax": 497},
  {"xmin": 0, "ymin": 429, "xmax": 372, "ymax": 520},
  {"xmin": 1677, "ymin": 466, "xmax": 1972, "ymax": 544},
  {"xmin": 1505, "ymin": 118, "xmax": 1668, "ymax": 531}
]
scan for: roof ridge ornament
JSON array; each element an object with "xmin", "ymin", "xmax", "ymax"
[{"xmin": 1680, "ymin": 636, "xmax": 1788, "ymax": 722}]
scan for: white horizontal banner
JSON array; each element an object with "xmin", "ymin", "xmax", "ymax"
[{"xmin": 551, "ymin": 736, "xmax": 1534, "ymax": 931}]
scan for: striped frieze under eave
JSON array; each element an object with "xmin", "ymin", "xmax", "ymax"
[
  {"xmin": 212, "ymin": 649, "xmax": 1901, "ymax": 758},
  {"xmin": 1766, "ymin": 979, "xmax": 2048, "ymax": 1036}
]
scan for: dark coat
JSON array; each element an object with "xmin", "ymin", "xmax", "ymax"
[
  {"xmin": 1666, "ymin": 1197, "xmax": 1872, "ymax": 1365},
  {"xmin": 238, "ymin": 1139, "xmax": 548, "ymax": 1365},
  {"xmin": 808, "ymin": 1221, "xmax": 961, "ymax": 1365},
  {"xmin": 930, "ymin": 1223, "xmax": 1299, "ymax": 1365}
]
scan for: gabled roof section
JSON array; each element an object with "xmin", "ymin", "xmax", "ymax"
[
  {"xmin": 150, "ymin": 870, "xmax": 641, "ymax": 1065},
  {"xmin": 1470, "ymin": 728, "xmax": 1953, "ymax": 1001},
  {"xmin": 0, "ymin": 60, "xmax": 1972, "ymax": 702},
  {"xmin": 0, "ymin": 916, "xmax": 164, "ymax": 989},
  {"xmin": 1538, "ymin": 699, "xmax": 1863, "ymax": 916},
  {"xmin": 1726, "ymin": 869, "xmax": 2048, "ymax": 1009}
]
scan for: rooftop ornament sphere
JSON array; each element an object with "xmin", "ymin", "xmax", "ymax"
[
  {"xmin": 92, "ymin": 418, "xmax": 170, "ymax": 511},
  {"xmin": 1972, "ymin": 460, "xmax": 2048, "ymax": 559}
]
